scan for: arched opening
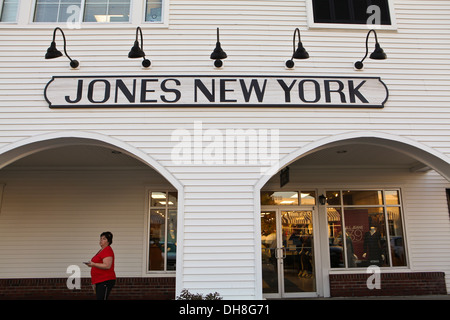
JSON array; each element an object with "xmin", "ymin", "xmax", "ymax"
[
  {"xmin": 256, "ymin": 133, "xmax": 450, "ymax": 298},
  {"xmin": 0, "ymin": 132, "xmax": 183, "ymax": 299}
]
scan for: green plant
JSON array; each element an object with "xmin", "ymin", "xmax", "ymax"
[{"xmin": 176, "ymin": 289, "xmax": 223, "ymax": 300}]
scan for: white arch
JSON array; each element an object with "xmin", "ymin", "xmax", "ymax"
[
  {"xmin": 0, "ymin": 131, "xmax": 186, "ymax": 296},
  {"xmin": 0, "ymin": 130, "xmax": 183, "ymax": 191},
  {"xmin": 253, "ymin": 131, "xmax": 450, "ymax": 299},
  {"xmin": 256, "ymin": 131, "xmax": 450, "ymax": 190}
]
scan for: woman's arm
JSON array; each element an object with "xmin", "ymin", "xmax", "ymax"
[{"xmin": 88, "ymin": 256, "xmax": 113, "ymax": 270}]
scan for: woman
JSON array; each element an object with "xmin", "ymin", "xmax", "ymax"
[{"xmin": 86, "ymin": 231, "xmax": 116, "ymax": 300}]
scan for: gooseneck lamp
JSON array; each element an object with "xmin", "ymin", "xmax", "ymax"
[
  {"xmin": 45, "ymin": 27, "xmax": 79, "ymax": 69},
  {"xmin": 210, "ymin": 28, "xmax": 227, "ymax": 68},
  {"xmin": 128, "ymin": 26, "xmax": 151, "ymax": 68},
  {"xmin": 285, "ymin": 28, "xmax": 309, "ymax": 69},
  {"xmin": 354, "ymin": 29, "xmax": 387, "ymax": 70}
]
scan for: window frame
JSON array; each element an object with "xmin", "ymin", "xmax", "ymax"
[
  {"xmin": 146, "ymin": 190, "xmax": 178, "ymax": 274},
  {"xmin": 326, "ymin": 188, "xmax": 408, "ymax": 270},
  {"xmin": 306, "ymin": 0, "xmax": 397, "ymax": 30},
  {"xmin": 446, "ymin": 189, "xmax": 450, "ymax": 218}
]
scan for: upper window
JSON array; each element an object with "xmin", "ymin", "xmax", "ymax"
[
  {"xmin": 0, "ymin": 0, "xmax": 19, "ymax": 22},
  {"xmin": 33, "ymin": 0, "xmax": 130, "ymax": 22},
  {"xmin": 327, "ymin": 189, "xmax": 407, "ymax": 269},
  {"xmin": 309, "ymin": 0, "xmax": 394, "ymax": 28},
  {"xmin": 145, "ymin": 0, "xmax": 162, "ymax": 22},
  {"xmin": 33, "ymin": 0, "xmax": 163, "ymax": 23}
]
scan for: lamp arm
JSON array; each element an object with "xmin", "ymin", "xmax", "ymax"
[
  {"xmin": 291, "ymin": 28, "xmax": 301, "ymax": 59},
  {"xmin": 361, "ymin": 29, "xmax": 378, "ymax": 64},
  {"xmin": 53, "ymin": 27, "xmax": 75, "ymax": 63},
  {"xmin": 136, "ymin": 26, "xmax": 145, "ymax": 53}
]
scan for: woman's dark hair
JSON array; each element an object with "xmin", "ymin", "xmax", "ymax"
[{"xmin": 101, "ymin": 231, "xmax": 113, "ymax": 245}]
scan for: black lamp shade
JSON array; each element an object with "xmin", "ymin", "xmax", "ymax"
[
  {"xmin": 45, "ymin": 41, "xmax": 63, "ymax": 59},
  {"xmin": 292, "ymin": 42, "xmax": 309, "ymax": 60},
  {"xmin": 370, "ymin": 43, "xmax": 387, "ymax": 60},
  {"xmin": 210, "ymin": 42, "xmax": 227, "ymax": 60},
  {"xmin": 128, "ymin": 41, "xmax": 145, "ymax": 58}
]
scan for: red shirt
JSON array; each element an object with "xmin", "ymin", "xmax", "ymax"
[{"xmin": 91, "ymin": 245, "xmax": 116, "ymax": 284}]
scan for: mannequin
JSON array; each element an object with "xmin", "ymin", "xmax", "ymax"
[{"xmin": 362, "ymin": 226, "xmax": 384, "ymax": 266}]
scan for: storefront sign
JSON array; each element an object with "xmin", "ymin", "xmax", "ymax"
[{"xmin": 44, "ymin": 75, "xmax": 388, "ymax": 108}]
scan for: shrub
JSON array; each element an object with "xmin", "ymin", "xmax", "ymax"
[{"xmin": 176, "ymin": 289, "xmax": 223, "ymax": 300}]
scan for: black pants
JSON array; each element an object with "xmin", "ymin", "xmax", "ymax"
[{"xmin": 95, "ymin": 280, "xmax": 115, "ymax": 300}]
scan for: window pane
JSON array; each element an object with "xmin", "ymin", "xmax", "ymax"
[
  {"xmin": 328, "ymin": 207, "xmax": 344, "ymax": 268},
  {"xmin": 149, "ymin": 209, "xmax": 165, "ymax": 271},
  {"xmin": 343, "ymin": 190, "xmax": 383, "ymax": 205},
  {"xmin": 59, "ymin": 2, "xmax": 80, "ymax": 22},
  {"xmin": 83, "ymin": 0, "xmax": 130, "ymax": 22},
  {"xmin": 1, "ymin": 0, "xmax": 19, "ymax": 22},
  {"xmin": 300, "ymin": 191, "xmax": 316, "ymax": 205},
  {"xmin": 261, "ymin": 211, "xmax": 278, "ymax": 294},
  {"xmin": 371, "ymin": 0, "xmax": 391, "ymax": 24},
  {"xmin": 334, "ymin": 0, "xmax": 350, "ymax": 22},
  {"xmin": 343, "ymin": 207, "xmax": 389, "ymax": 267},
  {"xmin": 387, "ymin": 207, "xmax": 406, "ymax": 266},
  {"xmin": 261, "ymin": 191, "xmax": 299, "ymax": 205},
  {"xmin": 145, "ymin": 0, "xmax": 162, "ymax": 22},
  {"xmin": 385, "ymin": 190, "xmax": 399, "ymax": 205},
  {"xmin": 326, "ymin": 191, "xmax": 341, "ymax": 205},
  {"xmin": 151, "ymin": 191, "xmax": 167, "ymax": 207},
  {"xmin": 168, "ymin": 192, "xmax": 177, "ymax": 207},
  {"xmin": 34, "ymin": 0, "xmax": 59, "ymax": 22},
  {"xmin": 352, "ymin": 0, "xmax": 370, "ymax": 24},
  {"xmin": 312, "ymin": 0, "xmax": 331, "ymax": 22},
  {"xmin": 167, "ymin": 209, "xmax": 177, "ymax": 270},
  {"xmin": 34, "ymin": 0, "xmax": 82, "ymax": 22}
]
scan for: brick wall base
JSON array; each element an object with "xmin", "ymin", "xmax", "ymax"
[
  {"xmin": 0, "ymin": 277, "xmax": 175, "ymax": 300},
  {"xmin": 330, "ymin": 272, "xmax": 447, "ymax": 297}
]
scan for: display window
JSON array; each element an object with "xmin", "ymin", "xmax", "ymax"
[
  {"xmin": 148, "ymin": 191, "xmax": 177, "ymax": 272},
  {"xmin": 327, "ymin": 189, "xmax": 407, "ymax": 269}
]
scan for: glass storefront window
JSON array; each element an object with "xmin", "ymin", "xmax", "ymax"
[
  {"xmin": 148, "ymin": 191, "xmax": 177, "ymax": 272},
  {"xmin": 300, "ymin": 191, "xmax": 316, "ymax": 205},
  {"xmin": 327, "ymin": 207, "xmax": 344, "ymax": 268},
  {"xmin": 261, "ymin": 191, "xmax": 317, "ymax": 206},
  {"xmin": 326, "ymin": 191, "xmax": 341, "ymax": 205},
  {"xmin": 326, "ymin": 189, "xmax": 407, "ymax": 269},
  {"xmin": 261, "ymin": 191, "xmax": 299, "ymax": 205},
  {"xmin": 385, "ymin": 190, "xmax": 400, "ymax": 205},
  {"xmin": 343, "ymin": 207, "xmax": 388, "ymax": 267},
  {"xmin": 343, "ymin": 190, "xmax": 383, "ymax": 205},
  {"xmin": 387, "ymin": 207, "xmax": 406, "ymax": 266}
]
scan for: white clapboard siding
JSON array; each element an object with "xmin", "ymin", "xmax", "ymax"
[
  {"xmin": 0, "ymin": 168, "xmax": 168, "ymax": 278},
  {"xmin": 0, "ymin": 0, "xmax": 449, "ymax": 299}
]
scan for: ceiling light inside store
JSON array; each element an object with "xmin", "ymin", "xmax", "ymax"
[{"xmin": 94, "ymin": 15, "xmax": 124, "ymax": 22}]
